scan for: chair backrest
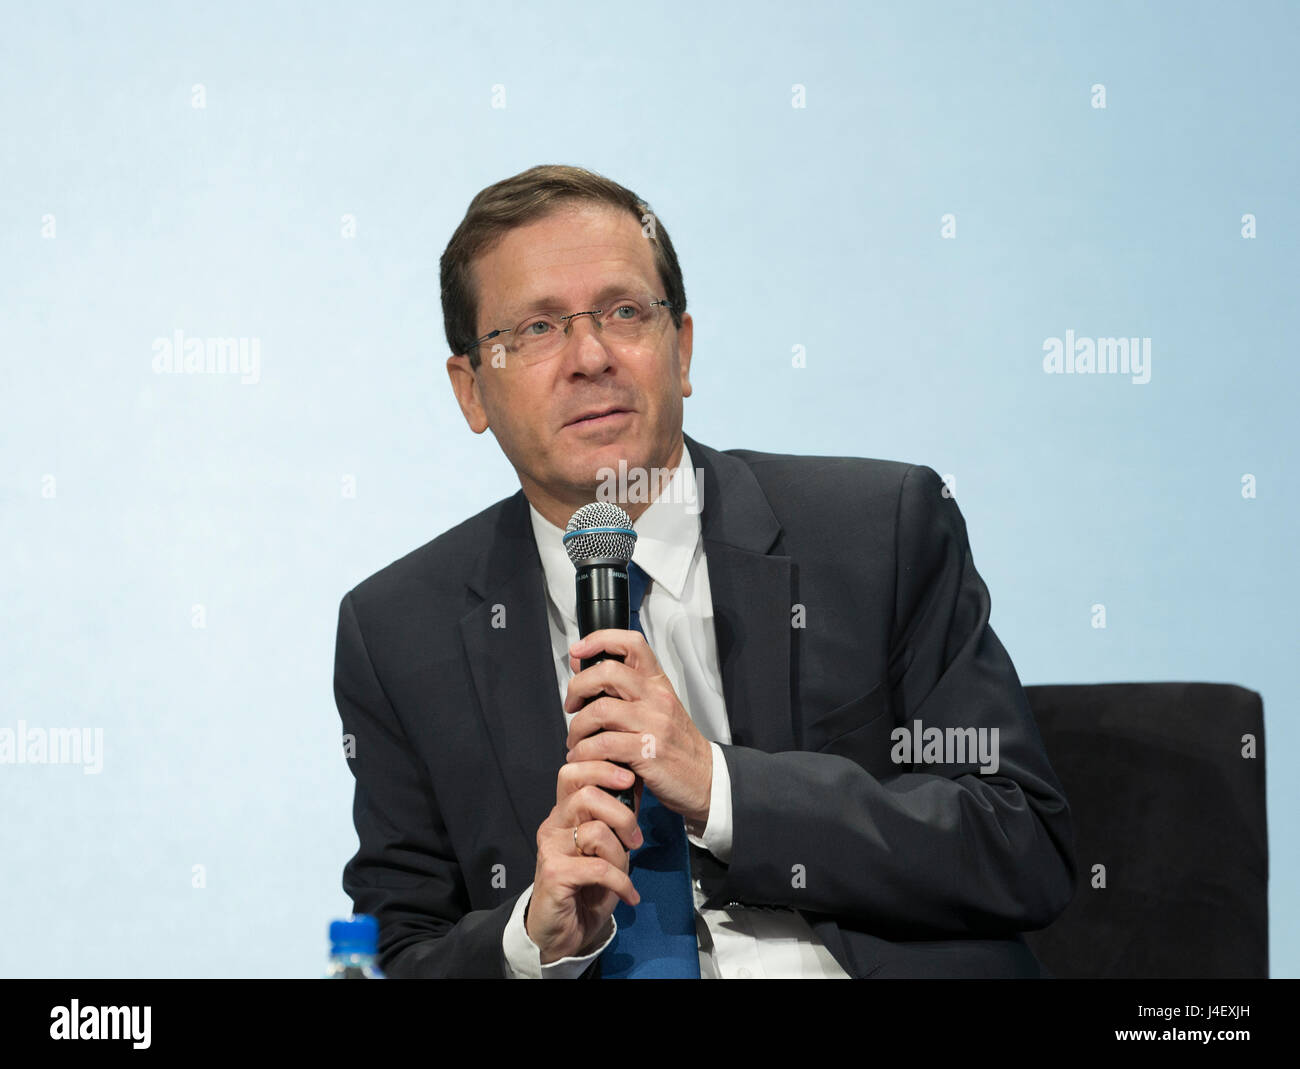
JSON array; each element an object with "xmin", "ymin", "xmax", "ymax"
[{"xmin": 1022, "ymin": 682, "xmax": 1268, "ymax": 978}]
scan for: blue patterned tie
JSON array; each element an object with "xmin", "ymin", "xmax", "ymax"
[{"xmin": 600, "ymin": 561, "xmax": 701, "ymax": 978}]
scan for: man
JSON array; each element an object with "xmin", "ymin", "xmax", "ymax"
[{"xmin": 333, "ymin": 164, "xmax": 1076, "ymax": 978}]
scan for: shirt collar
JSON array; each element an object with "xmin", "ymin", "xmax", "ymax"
[{"xmin": 528, "ymin": 440, "xmax": 701, "ymax": 625}]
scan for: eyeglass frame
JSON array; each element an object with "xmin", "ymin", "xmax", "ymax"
[{"xmin": 466, "ymin": 294, "xmax": 676, "ymax": 359}]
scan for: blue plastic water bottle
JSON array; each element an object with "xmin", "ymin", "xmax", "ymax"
[{"xmin": 326, "ymin": 914, "xmax": 385, "ymax": 978}]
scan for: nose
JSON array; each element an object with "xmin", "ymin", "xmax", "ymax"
[{"xmin": 561, "ymin": 312, "xmax": 615, "ymax": 374}]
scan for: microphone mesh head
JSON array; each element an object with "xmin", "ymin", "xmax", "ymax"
[{"xmin": 563, "ymin": 502, "xmax": 637, "ymax": 566}]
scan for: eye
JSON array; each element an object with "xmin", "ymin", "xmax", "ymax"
[
  {"xmin": 611, "ymin": 301, "xmax": 642, "ymax": 320},
  {"xmin": 518, "ymin": 316, "xmax": 556, "ymax": 337}
]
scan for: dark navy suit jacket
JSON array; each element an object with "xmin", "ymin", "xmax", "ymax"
[{"xmin": 333, "ymin": 433, "xmax": 1076, "ymax": 977}]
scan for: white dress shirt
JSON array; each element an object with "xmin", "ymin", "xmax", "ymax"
[{"xmin": 501, "ymin": 441, "xmax": 849, "ymax": 978}]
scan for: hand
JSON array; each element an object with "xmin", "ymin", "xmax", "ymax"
[
  {"xmin": 525, "ymin": 759, "xmax": 643, "ymax": 965},
  {"xmin": 564, "ymin": 628, "xmax": 714, "ymax": 827}
]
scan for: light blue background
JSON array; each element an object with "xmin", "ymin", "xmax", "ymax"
[{"xmin": 2, "ymin": 0, "xmax": 1295, "ymax": 977}]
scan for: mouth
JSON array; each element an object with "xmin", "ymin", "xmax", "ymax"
[{"xmin": 565, "ymin": 407, "xmax": 632, "ymax": 429}]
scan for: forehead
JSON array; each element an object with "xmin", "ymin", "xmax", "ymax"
[{"xmin": 472, "ymin": 201, "xmax": 659, "ymax": 317}]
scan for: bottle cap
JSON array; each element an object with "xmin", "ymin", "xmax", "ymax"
[{"xmin": 329, "ymin": 914, "xmax": 379, "ymax": 955}]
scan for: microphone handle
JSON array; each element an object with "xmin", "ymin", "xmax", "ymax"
[{"xmin": 575, "ymin": 565, "xmax": 636, "ymax": 810}]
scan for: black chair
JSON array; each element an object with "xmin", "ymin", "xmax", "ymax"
[{"xmin": 1022, "ymin": 682, "xmax": 1268, "ymax": 977}]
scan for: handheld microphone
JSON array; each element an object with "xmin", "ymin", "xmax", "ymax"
[{"xmin": 563, "ymin": 501, "xmax": 637, "ymax": 811}]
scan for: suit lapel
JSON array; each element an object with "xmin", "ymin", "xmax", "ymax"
[
  {"xmin": 460, "ymin": 492, "xmax": 567, "ymax": 849},
  {"xmin": 684, "ymin": 434, "xmax": 794, "ymax": 753}
]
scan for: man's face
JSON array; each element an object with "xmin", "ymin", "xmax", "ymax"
[{"xmin": 446, "ymin": 201, "xmax": 693, "ymax": 526}]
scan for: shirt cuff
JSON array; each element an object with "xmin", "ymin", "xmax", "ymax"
[
  {"xmin": 502, "ymin": 883, "xmax": 617, "ymax": 978},
  {"xmin": 686, "ymin": 741, "xmax": 733, "ymax": 863}
]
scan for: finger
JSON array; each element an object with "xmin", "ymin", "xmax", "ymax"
[
  {"xmin": 535, "ymin": 852, "xmax": 640, "ymax": 909},
  {"xmin": 574, "ymin": 819, "xmax": 633, "ymax": 873},
  {"xmin": 567, "ymin": 856, "xmax": 640, "ymax": 907},
  {"xmin": 553, "ymin": 784, "xmax": 643, "ymax": 850},
  {"xmin": 556, "ymin": 760, "xmax": 635, "ymax": 802},
  {"xmin": 566, "ymin": 697, "xmax": 646, "ymax": 749},
  {"xmin": 569, "ymin": 629, "xmax": 654, "ymax": 670},
  {"xmin": 566, "ymin": 729, "xmax": 646, "ymax": 771},
  {"xmin": 563, "ymin": 658, "xmax": 644, "ymax": 714}
]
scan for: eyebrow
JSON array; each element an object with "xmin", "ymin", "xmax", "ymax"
[{"xmin": 503, "ymin": 280, "xmax": 654, "ymax": 320}]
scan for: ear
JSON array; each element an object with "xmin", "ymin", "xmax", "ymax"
[
  {"xmin": 446, "ymin": 353, "xmax": 490, "ymax": 434},
  {"xmin": 677, "ymin": 311, "xmax": 694, "ymax": 398}
]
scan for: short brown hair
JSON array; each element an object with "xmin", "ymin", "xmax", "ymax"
[{"xmin": 440, "ymin": 164, "xmax": 687, "ymax": 369}]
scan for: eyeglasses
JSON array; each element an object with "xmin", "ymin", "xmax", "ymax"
[{"xmin": 468, "ymin": 293, "xmax": 675, "ymax": 366}]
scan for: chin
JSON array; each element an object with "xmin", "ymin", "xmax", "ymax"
[
  {"xmin": 556, "ymin": 439, "xmax": 640, "ymax": 490},
  {"xmin": 592, "ymin": 437, "xmax": 654, "ymax": 470}
]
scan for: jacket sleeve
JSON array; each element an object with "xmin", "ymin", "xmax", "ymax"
[
  {"xmin": 334, "ymin": 589, "xmax": 516, "ymax": 977},
  {"xmin": 702, "ymin": 464, "xmax": 1077, "ymax": 937}
]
